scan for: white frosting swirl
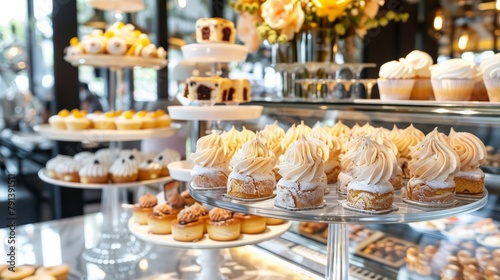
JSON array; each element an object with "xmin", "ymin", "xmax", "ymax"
[
  {"xmin": 73, "ymin": 152, "xmax": 94, "ymax": 165},
  {"xmin": 240, "ymin": 126, "xmax": 256, "ymax": 143},
  {"xmin": 230, "ymin": 135, "xmax": 276, "ymax": 176},
  {"xmin": 55, "ymin": 159, "xmax": 80, "ymax": 173},
  {"xmin": 262, "ymin": 121, "xmax": 285, "ymax": 139},
  {"xmin": 278, "ymin": 136, "xmax": 325, "ymax": 182},
  {"xmin": 370, "ymin": 129, "xmax": 399, "ymax": 157},
  {"xmin": 327, "ymin": 120, "xmax": 351, "ymax": 137},
  {"xmin": 110, "ymin": 156, "xmax": 138, "ymax": 177},
  {"xmin": 425, "ymin": 127, "xmax": 449, "ymax": 143},
  {"xmin": 430, "ymin": 58, "xmax": 479, "ymax": 80},
  {"xmin": 221, "ymin": 126, "xmax": 243, "ymax": 159},
  {"xmin": 155, "ymin": 148, "xmax": 181, "ymax": 167},
  {"xmin": 46, "ymin": 155, "xmax": 73, "ymax": 170},
  {"xmin": 401, "ymin": 50, "xmax": 433, "ymax": 78},
  {"xmin": 379, "ymin": 60, "xmax": 415, "ymax": 79},
  {"xmin": 448, "ymin": 128, "xmax": 486, "ymax": 171},
  {"xmin": 79, "ymin": 159, "xmax": 109, "ymax": 177},
  {"xmin": 480, "ymin": 53, "xmax": 500, "ymax": 79},
  {"xmin": 190, "ymin": 132, "xmax": 228, "ymax": 168},
  {"xmin": 408, "ymin": 136, "xmax": 460, "ymax": 182},
  {"xmin": 281, "ymin": 121, "xmax": 312, "ymax": 150},
  {"xmin": 392, "ymin": 124, "xmax": 425, "ymax": 159}
]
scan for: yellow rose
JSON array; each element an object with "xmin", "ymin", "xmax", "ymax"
[
  {"xmin": 311, "ymin": 0, "xmax": 350, "ymax": 22},
  {"xmin": 237, "ymin": 12, "xmax": 263, "ymax": 52},
  {"xmin": 261, "ymin": 0, "xmax": 304, "ymax": 40}
]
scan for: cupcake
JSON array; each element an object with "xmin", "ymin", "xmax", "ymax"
[
  {"xmin": 377, "ymin": 60, "xmax": 416, "ymax": 100},
  {"xmin": 448, "ymin": 128, "xmax": 486, "ymax": 195},
  {"xmin": 55, "ymin": 159, "xmax": 80, "ymax": 182},
  {"xmin": 430, "ymin": 58, "xmax": 479, "ymax": 101},
  {"xmin": 190, "ymin": 132, "xmax": 230, "ymax": 189},
  {"xmin": 234, "ymin": 213, "xmax": 267, "ymax": 234},
  {"xmin": 48, "ymin": 109, "xmax": 70, "ymax": 129},
  {"xmin": 138, "ymin": 158, "xmax": 163, "ymax": 181},
  {"xmin": 94, "ymin": 148, "xmax": 116, "ymax": 166},
  {"xmin": 92, "ymin": 111, "xmax": 117, "ymax": 130},
  {"xmin": 115, "ymin": 110, "xmax": 142, "ymax": 130},
  {"xmin": 150, "ymin": 109, "xmax": 171, "ymax": 128},
  {"xmin": 147, "ymin": 203, "xmax": 177, "ymax": 234},
  {"xmin": 109, "ymin": 156, "xmax": 139, "ymax": 183},
  {"xmin": 64, "ymin": 109, "xmax": 91, "ymax": 130},
  {"xmin": 206, "ymin": 208, "xmax": 241, "ymax": 241},
  {"xmin": 480, "ymin": 53, "xmax": 500, "ymax": 102},
  {"xmin": 154, "ymin": 148, "xmax": 181, "ymax": 177},
  {"xmin": 135, "ymin": 110, "xmax": 155, "ymax": 129},
  {"xmin": 45, "ymin": 155, "xmax": 73, "ymax": 178},
  {"xmin": 73, "ymin": 151, "xmax": 94, "ymax": 166},
  {"xmin": 79, "ymin": 159, "xmax": 109, "ymax": 184},
  {"xmin": 400, "ymin": 50, "xmax": 434, "ymax": 100},
  {"xmin": 133, "ymin": 193, "xmax": 158, "ymax": 225},
  {"xmin": 171, "ymin": 206, "xmax": 205, "ymax": 242}
]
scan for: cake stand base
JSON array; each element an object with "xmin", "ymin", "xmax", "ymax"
[{"xmin": 195, "ymin": 249, "xmax": 227, "ymax": 280}]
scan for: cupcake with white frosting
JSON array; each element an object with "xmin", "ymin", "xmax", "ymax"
[
  {"xmin": 400, "ymin": 50, "xmax": 434, "ymax": 100},
  {"xmin": 55, "ymin": 159, "xmax": 80, "ymax": 182},
  {"xmin": 109, "ymin": 156, "xmax": 139, "ymax": 183},
  {"xmin": 430, "ymin": 58, "xmax": 479, "ymax": 101},
  {"xmin": 480, "ymin": 53, "xmax": 500, "ymax": 102},
  {"xmin": 154, "ymin": 148, "xmax": 181, "ymax": 177},
  {"xmin": 190, "ymin": 132, "xmax": 230, "ymax": 188},
  {"xmin": 73, "ymin": 151, "xmax": 94, "ymax": 166},
  {"xmin": 79, "ymin": 159, "xmax": 109, "ymax": 184},
  {"xmin": 46, "ymin": 155, "xmax": 73, "ymax": 179},
  {"xmin": 378, "ymin": 60, "xmax": 416, "ymax": 100}
]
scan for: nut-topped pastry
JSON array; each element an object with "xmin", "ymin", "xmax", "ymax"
[
  {"xmin": 206, "ymin": 207, "xmax": 241, "ymax": 241},
  {"xmin": 448, "ymin": 128, "xmax": 487, "ymax": 195},
  {"xmin": 147, "ymin": 203, "xmax": 177, "ymax": 234},
  {"xmin": 227, "ymin": 134, "xmax": 276, "ymax": 199},
  {"xmin": 190, "ymin": 132, "xmax": 230, "ymax": 188},
  {"xmin": 406, "ymin": 136, "xmax": 460, "ymax": 204},
  {"xmin": 133, "ymin": 193, "xmax": 158, "ymax": 225},
  {"xmin": 171, "ymin": 206, "xmax": 205, "ymax": 242},
  {"xmin": 275, "ymin": 136, "xmax": 326, "ymax": 209},
  {"xmin": 166, "ymin": 192, "xmax": 186, "ymax": 214},
  {"xmin": 195, "ymin": 18, "xmax": 236, "ymax": 44},
  {"xmin": 346, "ymin": 137, "xmax": 397, "ymax": 211}
]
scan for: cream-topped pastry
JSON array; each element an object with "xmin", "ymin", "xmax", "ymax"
[
  {"xmin": 109, "ymin": 156, "xmax": 139, "ymax": 183},
  {"xmin": 133, "ymin": 193, "xmax": 158, "ymax": 225},
  {"xmin": 115, "ymin": 110, "xmax": 142, "ymax": 130},
  {"xmin": 281, "ymin": 121, "xmax": 312, "ymax": 150},
  {"xmin": 206, "ymin": 207, "xmax": 241, "ymax": 241},
  {"xmin": 275, "ymin": 136, "xmax": 326, "ymax": 209},
  {"xmin": 135, "ymin": 110, "xmax": 155, "ymax": 129},
  {"xmin": 138, "ymin": 159, "xmax": 163, "ymax": 181},
  {"xmin": 79, "ymin": 159, "xmax": 109, "ymax": 184},
  {"xmin": 64, "ymin": 110, "xmax": 91, "ymax": 130},
  {"xmin": 227, "ymin": 134, "xmax": 276, "ymax": 199},
  {"xmin": 448, "ymin": 128, "xmax": 486, "ymax": 195},
  {"xmin": 93, "ymin": 111, "xmax": 117, "ymax": 130},
  {"xmin": 106, "ymin": 36, "xmax": 127, "ymax": 55},
  {"xmin": 73, "ymin": 151, "xmax": 94, "ymax": 166},
  {"xmin": 240, "ymin": 126, "xmax": 256, "ymax": 143},
  {"xmin": 370, "ymin": 129, "xmax": 403, "ymax": 190},
  {"xmin": 378, "ymin": 60, "xmax": 416, "ymax": 100},
  {"xmin": 407, "ymin": 136, "xmax": 460, "ymax": 203},
  {"xmin": 166, "ymin": 192, "xmax": 186, "ymax": 213},
  {"xmin": 391, "ymin": 124, "xmax": 425, "ymax": 178},
  {"xmin": 65, "ymin": 37, "xmax": 84, "ymax": 58},
  {"xmin": 150, "ymin": 109, "xmax": 171, "ymax": 128},
  {"xmin": 425, "ymin": 127, "xmax": 448, "ymax": 143},
  {"xmin": 147, "ymin": 203, "xmax": 177, "ymax": 234},
  {"xmin": 262, "ymin": 121, "xmax": 285, "ymax": 139},
  {"xmin": 480, "ymin": 53, "xmax": 500, "ymax": 102},
  {"xmin": 94, "ymin": 148, "xmax": 116, "ymax": 165},
  {"xmin": 171, "ymin": 206, "xmax": 205, "ymax": 242},
  {"xmin": 338, "ymin": 136, "xmax": 366, "ymax": 194},
  {"xmin": 48, "ymin": 109, "xmax": 70, "ymax": 129},
  {"xmin": 55, "ymin": 159, "xmax": 80, "ymax": 182},
  {"xmin": 191, "ymin": 132, "xmax": 230, "ymax": 188},
  {"xmin": 430, "ymin": 58, "xmax": 479, "ymax": 101},
  {"xmin": 379, "ymin": 60, "xmax": 416, "ymax": 79},
  {"xmin": 221, "ymin": 126, "xmax": 243, "ymax": 159},
  {"xmin": 351, "ymin": 122, "xmax": 376, "ymax": 138},
  {"xmin": 308, "ymin": 125, "xmax": 342, "ymax": 184},
  {"xmin": 154, "ymin": 148, "xmax": 181, "ymax": 177},
  {"xmin": 46, "ymin": 155, "xmax": 73, "ymax": 178},
  {"xmin": 401, "ymin": 50, "xmax": 433, "ymax": 78},
  {"xmin": 327, "ymin": 120, "xmax": 351, "ymax": 138},
  {"xmin": 347, "ymin": 137, "xmax": 397, "ymax": 210}
]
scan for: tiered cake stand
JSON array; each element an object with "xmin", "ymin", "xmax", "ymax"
[{"xmin": 37, "ymin": 55, "xmax": 177, "ymax": 265}]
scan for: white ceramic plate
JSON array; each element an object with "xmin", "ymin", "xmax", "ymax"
[
  {"xmin": 64, "ymin": 54, "xmax": 167, "ymax": 69},
  {"xmin": 167, "ymin": 160, "xmax": 193, "ymax": 182},
  {"xmin": 477, "ymin": 234, "xmax": 500, "ymax": 248},
  {"xmin": 167, "ymin": 105, "xmax": 263, "ymax": 121},
  {"xmin": 181, "ymin": 43, "xmax": 248, "ymax": 62},
  {"xmin": 38, "ymin": 169, "xmax": 172, "ymax": 189},
  {"xmin": 128, "ymin": 218, "xmax": 291, "ymax": 249},
  {"xmin": 35, "ymin": 124, "xmax": 181, "ymax": 142}
]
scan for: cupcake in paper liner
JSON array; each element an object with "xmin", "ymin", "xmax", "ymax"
[
  {"xmin": 430, "ymin": 58, "xmax": 479, "ymax": 101},
  {"xmin": 480, "ymin": 53, "xmax": 500, "ymax": 102},
  {"xmin": 377, "ymin": 60, "xmax": 415, "ymax": 101},
  {"xmin": 400, "ymin": 50, "xmax": 434, "ymax": 100}
]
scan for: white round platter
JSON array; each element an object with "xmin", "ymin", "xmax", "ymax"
[
  {"xmin": 128, "ymin": 218, "xmax": 291, "ymax": 249},
  {"xmin": 167, "ymin": 160, "xmax": 193, "ymax": 182},
  {"xmin": 476, "ymin": 234, "xmax": 500, "ymax": 248},
  {"xmin": 34, "ymin": 123, "xmax": 181, "ymax": 142},
  {"xmin": 167, "ymin": 105, "xmax": 263, "ymax": 121},
  {"xmin": 64, "ymin": 54, "xmax": 167, "ymax": 69},
  {"xmin": 181, "ymin": 43, "xmax": 248, "ymax": 63},
  {"xmin": 38, "ymin": 168, "xmax": 172, "ymax": 189}
]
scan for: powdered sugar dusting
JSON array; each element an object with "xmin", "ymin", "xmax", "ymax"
[{"xmin": 347, "ymin": 181, "xmax": 393, "ymax": 194}]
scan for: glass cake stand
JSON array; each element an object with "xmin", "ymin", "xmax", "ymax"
[{"xmin": 188, "ymin": 184, "xmax": 488, "ymax": 280}]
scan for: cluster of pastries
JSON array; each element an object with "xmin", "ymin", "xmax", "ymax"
[
  {"xmin": 406, "ymin": 241, "xmax": 500, "ymax": 279},
  {"xmin": 0, "ymin": 264, "xmax": 69, "ymax": 280},
  {"xmin": 48, "ymin": 109, "xmax": 171, "ymax": 130},
  {"xmin": 65, "ymin": 22, "xmax": 166, "ymax": 59},
  {"xmin": 132, "ymin": 192, "xmax": 284, "ymax": 242},
  {"xmin": 298, "ymin": 223, "xmax": 374, "ymax": 242},
  {"xmin": 45, "ymin": 148, "xmax": 180, "ymax": 184},
  {"xmin": 190, "ymin": 120, "xmax": 487, "ymax": 212},
  {"xmin": 183, "ymin": 76, "xmax": 251, "ymax": 105},
  {"xmin": 195, "ymin": 18, "xmax": 236, "ymax": 44}
]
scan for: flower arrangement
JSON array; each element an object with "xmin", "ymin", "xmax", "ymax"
[{"xmin": 231, "ymin": 0, "xmax": 410, "ymax": 52}]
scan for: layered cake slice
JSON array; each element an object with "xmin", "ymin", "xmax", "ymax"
[
  {"xmin": 218, "ymin": 79, "xmax": 252, "ymax": 103},
  {"xmin": 184, "ymin": 76, "xmax": 224, "ymax": 105},
  {"xmin": 196, "ymin": 18, "xmax": 236, "ymax": 44}
]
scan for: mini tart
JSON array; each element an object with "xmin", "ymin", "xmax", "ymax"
[
  {"xmin": 55, "ymin": 159, "xmax": 80, "ymax": 182},
  {"xmin": 151, "ymin": 109, "xmax": 171, "ymax": 128},
  {"xmin": 115, "ymin": 110, "xmax": 142, "ymax": 130},
  {"xmin": 48, "ymin": 109, "xmax": 70, "ymax": 129},
  {"xmin": 135, "ymin": 110, "xmax": 155, "ymax": 129},
  {"xmin": 133, "ymin": 193, "xmax": 158, "ymax": 225},
  {"xmin": 147, "ymin": 204, "xmax": 177, "ymax": 234},
  {"xmin": 79, "ymin": 159, "xmax": 109, "ymax": 184},
  {"xmin": 171, "ymin": 219, "xmax": 205, "ymax": 242},
  {"xmin": 93, "ymin": 111, "xmax": 117, "ymax": 130},
  {"xmin": 266, "ymin": 217, "xmax": 285, "ymax": 225},
  {"xmin": 206, "ymin": 208, "xmax": 241, "ymax": 241},
  {"xmin": 64, "ymin": 110, "xmax": 91, "ymax": 130},
  {"xmin": 189, "ymin": 202, "xmax": 209, "ymax": 233},
  {"xmin": 347, "ymin": 184, "xmax": 394, "ymax": 211},
  {"xmin": 138, "ymin": 159, "xmax": 163, "ymax": 181},
  {"xmin": 166, "ymin": 192, "xmax": 186, "ymax": 214},
  {"xmin": 0, "ymin": 265, "xmax": 36, "ymax": 280},
  {"xmin": 35, "ymin": 264, "xmax": 70, "ymax": 280},
  {"xmin": 234, "ymin": 213, "xmax": 267, "ymax": 234}
]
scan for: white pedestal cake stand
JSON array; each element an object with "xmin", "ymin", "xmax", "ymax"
[
  {"xmin": 128, "ymin": 218, "xmax": 291, "ymax": 280},
  {"xmin": 188, "ymin": 185, "xmax": 488, "ymax": 280}
]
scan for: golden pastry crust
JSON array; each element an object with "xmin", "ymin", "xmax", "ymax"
[
  {"xmin": 147, "ymin": 212, "xmax": 177, "ymax": 234},
  {"xmin": 337, "ymin": 172, "xmax": 352, "ymax": 194},
  {"xmin": 325, "ymin": 166, "xmax": 341, "ymax": 184},
  {"xmin": 275, "ymin": 181, "xmax": 324, "ymax": 209},
  {"xmin": 138, "ymin": 168, "xmax": 162, "ymax": 181},
  {"xmin": 171, "ymin": 219, "xmax": 205, "ymax": 242},
  {"xmin": 206, "ymin": 218, "xmax": 241, "ymax": 241},
  {"xmin": 407, "ymin": 179, "xmax": 455, "ymax": 203},
  {"xmin": 57, "ymin": 172, "xmax": 80, "ymax": 183},
  {"xmin": 298, "ymin": 222, "xmax": 327, "ymax": 234},
  {"xmin": 234, "ymin": 214, "xmax": 267, "ymax": 234},
  {"xmin": 454, "ymin": 176, "xmax": 484, "ymax": 195},
  {"xmin": 80, "ymin": 175, "xmax": 109, "ymax": 184},
  {"xmin": 133, "ymin": 206, "xmax": 154, "ymax": 225},
  {"xmin": 1, "ymin": 265, "xmax": 36, "ymax": 280},
  {"xmin": 389, "ymin": 173, "xmax": 403, "ymax": 190},
  {"xmin": 35, "ymin": 264, "xmax": 70, "ymax": 280},
  {"xmin": 191, "ymin": 172, "xmax": 228, "ymax": 189},
  {"xmin": 347, "ymin": 189, "xmax": 394, "ymax": 210},
  {"xmin": 110, "ymin": 173, "xmax": 138, "ymax": 183},
  {"xmin": 266, "ymin": 217, "xmax": 285, "ymax": 225},
  {"xmin": 227, "ymin": 177, "xmax": 275, "ymax": 199}
]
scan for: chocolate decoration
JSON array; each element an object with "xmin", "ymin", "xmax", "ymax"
[
  {"xmin": 190, "ymin": 81, "xmax": 196, "ymax": 86},
  {"xmin": 202, "ymin": 27, "xmax": 210, "ymax": 40},
  {"xmin": 197, "ymin": 85, "xmax": 212, "ymax": 100},
  {"xmin": 183, "ymin": 84, "xmax": 188, "ymax": 97},
  {"xmin": 122, "ymin": 159, "xmax": 125, "ymax": 164},
  {"xmin": 94, "ymin": 159, "xmax": 99, "ymax": 164},
  {"xmin": 129, "ymin": 155, "xmax": 134, "ymax": 160},
  {"xmin": 147, "ymin": 160, "xmax": 153, "ymax": 164},
  {"xmin": 243, "ymin": 88, "xmax": 248, "ymax": 101},
  {"xmin": 228, "ymin": 87, "xmax": 235, "ymax": 101},
  {"xmin": 158, "ymin": 155, "xmax": 163, "ymax": 161},
  {"xmin": 222, "ymin": 89, "xmax": 228, "ymax": 101},
  {"xmin": 222, "ymin": 27, "xmax": 231, "ymax": 41}
]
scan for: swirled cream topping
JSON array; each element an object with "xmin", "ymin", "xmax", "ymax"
[
  {"xmin": 425, "ymin": 127, "xmax": 449, "ymax": 143},
  {"xmin": 139, "ymin": 159, "xmax": 162, "ymax": 171},
  {"xmin": 167, "ymin": 192, "xmax": 185, "ymax": 209},
  {"xmin": 262, "ymin": 121, "xmax": 285, "ymax": 139},
  {"xmin": 350, "ymin": 137, "xmax": 398, "ymax": 184},
  {"xmin": 177, "ymin": 207, "xmax": 199, "ymax": 224},
  {"xmin": 79, "ymin": 159, "xmax": 109, "ymax": 177},
  {"xmin": 46, "ymin": 155, "xmax": 73, "ymax": 170},
  {"xmin": 401, "ymin": 50, "xmax": 433, "ymax": 78},
  {"xmin": 138, "ymin": 193, "xmax": 157, "ymax": 208},
  {"xmin": 379, "ymin": 60, "xmax": 415, "ymax": 79},
  {"xmin": 240, "ymin": 126, "xmax": 256, "ymax": 143},
  {"xmin": 230, "ymin": 135, "xmax": 276, "ymax": 176},
  {"xmin": 370, "ymin": 129, "xmax": 399, "ymax": 157},
  {"xmin": 480, "ymin": 53, "xmax": 500, "ymax": 79},
  {"xmin": 340, "ymin": 136, "xmax": 367, "ymax": 172},
  {"xmin": 430, "ymin": 58, "xmax": 479, "ymax": 80},
  {"xmin": 153, "ymin": 203, "xmax": 173, "ymax": 216},
  {"xmin": 155, "ymin": 148, "xmax": 181, "ymax": 167},
  {"xmin": 308, "ymin": 126, "xmax": 342, "ymax": 162},
  {"xmin": 278, "ymin": 136, "xmax": 325, "ymax": 182},
  {"xmin": 190, "ymin": 132, "xmax": 228, "ymax": 168},
  {"xmin": 221, "ymin": 126, "xmax": 243, "ymax": 159},
  {"xmin": 448, "ymin": 128, "xmax": 486, "ymax": 171},
  {"xmin": 260, "ymin": 128, "xmax": 284, "ymax": 159},
  {"xmin": 408, "ymin": 136, "xmax": 460, "ymax": 182},
  {"xmin": 189, "ymin": 202, "xmax": 208, "ymax": 216},
  {"xmin": 351, "ymin": 123, "xmax": 376, "ymax": 138},
  {"xmin": 392, "ymin": 124, "xmax": 425, "ymax": 159},
  {"xmin": 209, "ymin": 207, "xmax": 233, "ymax": 222},
  {"xmin": 110, "ymin": 157, "xmax": 138, "ymax": 177},
  {"xmin": 327, "ymin": 120, "xmax": 351, "ymax": 137},
  {"xmin": 281, "ymin": 121, "xmax": 312, "ymax": 150}
]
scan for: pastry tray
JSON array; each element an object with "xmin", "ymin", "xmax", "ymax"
[{"xmin": 354, "ymin": 231, "xmax": 416, "ymax": 268}]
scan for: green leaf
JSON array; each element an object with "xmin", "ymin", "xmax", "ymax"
[{"xmin": 335, "ymin": 23, "xmax": 346, "ymax": 36}]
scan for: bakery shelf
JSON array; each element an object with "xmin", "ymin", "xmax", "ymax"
[
  {"xmin": 181, "ymin": 43, "xmax": 248, "ymax": 62},
  {"xmin": 34, "ymin": 123, "xmax": 181, "ymax": 142},
  {"xmin": 38, "ymin": 168, "xmax": 172, "ymax": 189},
  {"xmin": 167, "ymin": 105, "xmax": 263, "ymax": 121},
  {"xmin": 64, "ymin": 54, "xmax": 167, "ymax": 69}
]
